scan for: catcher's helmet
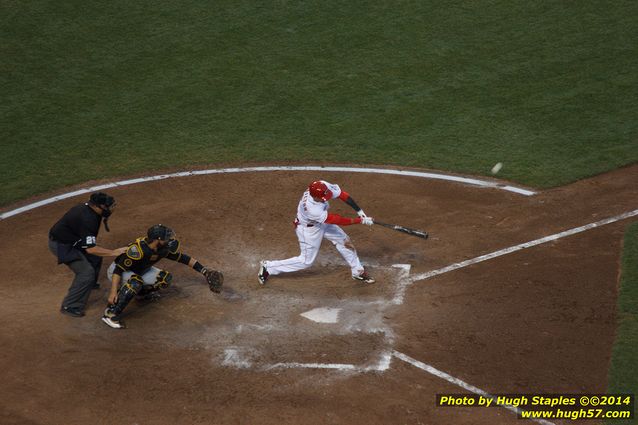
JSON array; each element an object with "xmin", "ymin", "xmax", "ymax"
[
  {"xmin": 308, "ymin": 181, "xmax": 332, "ymax": 202},
  {"xmin": 147, "ymin": 224, "xmax": 175, "ymax": 241}
]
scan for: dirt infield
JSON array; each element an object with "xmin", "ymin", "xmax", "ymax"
[{"xmin": 1, "ymin": 165, "xmax": 636, "ymax": 425}]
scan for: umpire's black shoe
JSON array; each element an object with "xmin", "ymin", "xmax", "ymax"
[
  {"xmin": 60, "ymin": 306, "xmax": 85, "ymax": 317},
  {"xmin": 92, "ymin": 283, "xmax": 100, "ymax": 289}
]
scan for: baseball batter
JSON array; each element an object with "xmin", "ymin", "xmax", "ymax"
[{"xmin": 258, "ymin": 180, "xmax": 375, "ymax": 285}]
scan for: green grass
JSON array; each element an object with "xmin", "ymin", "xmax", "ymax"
[
  {"xmin": 1, "ymin": 0, "xmax": 638, "ymax": 205},
  {"xmin": 607, "ymin": 222, "xmax": 638, "ymax": 424}
]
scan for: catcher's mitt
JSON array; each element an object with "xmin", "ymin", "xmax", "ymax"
[{"xmin": 202, "ymin": 268, "xmax": 224, "ymax": 293}]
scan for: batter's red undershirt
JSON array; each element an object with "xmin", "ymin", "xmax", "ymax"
[{"xmin": 325, "ymin": 191, "xmax": 362, "ymax": 225}]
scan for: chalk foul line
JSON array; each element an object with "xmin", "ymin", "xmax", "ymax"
[
  {"xmin": 410, "ymin": 208, "xmax": 638, "ymax": 283},
  {"xmin": 379, "ymin": 209, "xmax": 637, "ymax": 424},
  {"xmin": 392, "ymin": 351, "xmax": 555, "ymax": 425}
]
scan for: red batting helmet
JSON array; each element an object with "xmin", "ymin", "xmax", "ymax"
[{"xmin": 308, "ymin": 181, "xmax": 332, "ymax": 202}]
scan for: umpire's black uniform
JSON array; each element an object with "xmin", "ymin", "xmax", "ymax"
[{"xmin": 48, "ymin": 194, "xmax": 112, "ymax": 316}]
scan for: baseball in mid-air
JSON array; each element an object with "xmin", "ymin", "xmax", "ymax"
[{"xmin": 491, "ymin": 162, "xmax": 503, "ymax": 174}]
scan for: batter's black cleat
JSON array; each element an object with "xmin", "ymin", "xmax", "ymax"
[
  {"xmin": 352, "ymin": 270, "xmax": 375, "ymax": 284},
  {"xmin": 101, "ymin": 309, "xmax": 125, "ymax": 329},
  {"xmin": 60, "ymin": 306, "xmax": 85, "ymax": 317},
  {"xmin": 258, "ymin": 261, "xmax": 269, "ymax": 285}
]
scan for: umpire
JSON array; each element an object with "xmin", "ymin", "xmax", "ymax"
[{"xmin": 48, "ymin": 192, "xmax": 126, "ymax": 317}]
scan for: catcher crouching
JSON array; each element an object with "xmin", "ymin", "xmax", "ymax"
[{"xmin": 102, "ymin": 224, "xmax": 223, "ymax": 329}]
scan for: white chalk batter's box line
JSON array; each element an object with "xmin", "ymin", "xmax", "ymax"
[
  {"xmin": 260, "ymin": 351, "xmax": 555, "ymax": 424},
  {"xmin": 0, "ymin": 165, "xmax": 536, "ymax": 220},
  {"xmin": 248, "ymin": 349, "xmax": 553, "ymax": 424},
  {"xmin": 225, "ymin": 263, "xmax": 411, "ymax": 369}
]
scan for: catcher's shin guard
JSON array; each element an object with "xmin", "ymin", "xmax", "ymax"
[
  {"xmin": 135, "ymin": 286, "xmax": 161, "ymax": 302},
  {"xmin": 153, "ymin": 270, "xmax": 172, "ymax": 290},
  {"xmin": 108, "ymin": 274, "xmax": 144, "ymax": 316}
]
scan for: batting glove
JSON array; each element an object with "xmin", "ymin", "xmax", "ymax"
[
  {"xmin": 357, "ymin": 210, "xmax": 368, "ymax": 218},
  {"xmin": 361, "ymin": 217, "xmax": 374, "ymax": 226}
]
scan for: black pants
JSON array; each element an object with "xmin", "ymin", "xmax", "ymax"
[{"xmin": 48, "ymin": 239, "xmax": 102, "ymax": 312}]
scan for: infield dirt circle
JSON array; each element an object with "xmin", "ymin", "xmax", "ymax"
[{"xmin": 1, "ymin": 165, "xmax": 637, "ymax": 425}]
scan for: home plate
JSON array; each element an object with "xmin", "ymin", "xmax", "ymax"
[{"xmin": 300, "ymin": 307, "xmax": 342, "ymax": 324}]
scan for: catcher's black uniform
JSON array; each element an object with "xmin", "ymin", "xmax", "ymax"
[
  {"xmin": 112, "ymin": 236, "xmax": 191, "ymax": 278},
  {"xmin": 106, "ymin": 237, "xmax": 191, "ymax": 317},
  {"xmin": 102, "ymin": 226, "xmax": 223, "ymax": 329}
]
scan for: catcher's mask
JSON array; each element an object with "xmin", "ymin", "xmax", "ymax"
[
  {"xmin": 147, "ymin": 224, "xmax": 175, "ymax": 242},
  {"xmin": 308, "ymin": 181, "xmax": 332, "ymax": 202}
]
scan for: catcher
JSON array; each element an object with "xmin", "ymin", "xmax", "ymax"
[{"xmin": 101, "ymin": 224, "xmax": 223, "ymax": 329}]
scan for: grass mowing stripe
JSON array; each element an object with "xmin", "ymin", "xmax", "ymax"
[{"xmin": 607, "ymin": 222, "xmax": 638, "ymax": 425}]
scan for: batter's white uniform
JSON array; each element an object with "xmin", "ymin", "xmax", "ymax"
[{"xmin": 263, "ymin": 181, "xmax": 364, "ymax": 277}]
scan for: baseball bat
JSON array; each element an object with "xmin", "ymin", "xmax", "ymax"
[{"xmin": 374, "ymin": 221, "xmax": 429, "ymax": 239}]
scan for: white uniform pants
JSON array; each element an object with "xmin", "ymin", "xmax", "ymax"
[
  {"xmin": 107, "ymin": 262, "xmax": 161, "ymax": 287},
  {"xmin": 265, "ymin": 224, "xmax": 364, "ymax": 277}
]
